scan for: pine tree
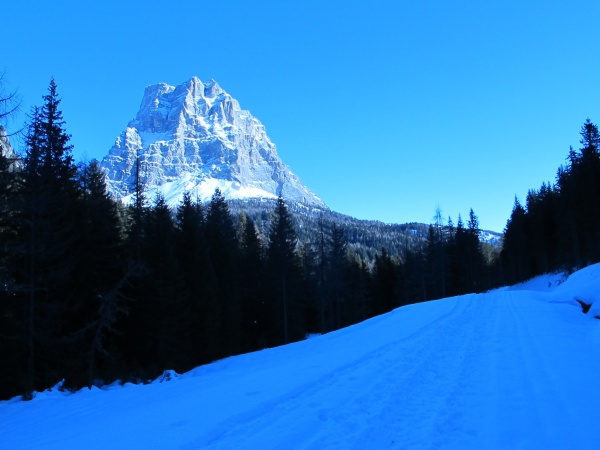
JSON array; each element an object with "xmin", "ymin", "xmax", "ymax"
[
  {"xmin": 425, "ymin": 207, "xmax": 449, "ymax": 300},
  {"xmin": 206, "ymin": 189, "xmax": 241, "ymax": 356},
  {"xmin": 175, "ymin": 192, "xmax": 220, "ymax": 364},
  {"xmin": 501, "ymin": 198, "xmax": 530, "ymax": 284},
  {"xmin": 0, "ymin": 127, "xmax": 24, "ymax": 399},
  {"xmin": 71, "ymin": 160, "xmax": 127, "ymax": 387},
  {"xmin": 238, "ymin": 214, "xmax": 266, "ymax": 350},
  {"xmin": 142, "ymin": 195, "xmax": 191, "ymax": 374},
  {"xmin": 326, "ymin": 224, "xmax": 348, "ymax": 330},
  {"xmin": 525, "ymin": 183, "xmax": 559, "ymax": 275},
  {"xmin": 267, "ymin": 196, "xmax": 305, "ymax": 344},
  {"xmin": 12, "ymin": 80, "xmax": 81, "ymax": 396},
  {"xmin": 371, "ymin": 248, "xmax": 398, "ymax": 315}
]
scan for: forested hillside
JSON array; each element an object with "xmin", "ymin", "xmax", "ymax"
[
  {"xmin": 1, "ymin": 80, "xmax": 599, "ymax": 402},
  {"xmin": 228, "ymin": 198, "xmax": 433, "ymax": 261},
  {"xmin": 502, "ymin": 119, "xmax": 600, "ymax": 284}
]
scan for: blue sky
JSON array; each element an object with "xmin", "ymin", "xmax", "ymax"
[{"xmin": 3, "ymin": 1, "xmax": 600, "ymax": 232}]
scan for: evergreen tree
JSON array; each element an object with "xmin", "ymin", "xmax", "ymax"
[
  {"xmin": 238, "ymin": 214, "xmax": 266, "ymax": 350},
  {"xmin": 71, "ymin": 160, "xmax": 127, "ymax": 387},
  {"xmin": 127, "ymin": 195, "xmax": 191, "ymax": 377},
  {"xmin": 175, "ymin": 192, "xmax": 220, "ymax": 364},
  {"xmin": 0, "ymin": 126, "xmax": 23, "ymax": 399},
  {"xmin": 466, "ymin": 208, "xmax": 485, "ymax": 291},
  {"xmin": 343, "ymin": 255, "xmax": 371, "ymax": 324},
  {"xmin": 266, "ymin": 196, "xmax": 305, "ymax": 344},
  {"xmin": 501, "ymin": 198, "xmax": 530, "ymax": 284},
  {"xmin": 425, "ymin": 208, "xmax": 449, "ymax": 300},
  {"xmin": 206, "ymin": 189, "xmax": 241, "ymax": 356},
  {"xmin": 525, "ymin": 183, "xmax": 559, "ymax": 275},
  {"xmin": 11, "ymin": 80, "xmax": 81, "ymax": 396},
  {"xmin": 371, "ymin": 248, "xmax": 399, "ymax": 315},
  {"xmin": 326, "ymin": 224, "xmax": 348, "ymax": 330},
  {"xmin": 557, "ymin": 119, "xmax": 600, "ymax": 265}
]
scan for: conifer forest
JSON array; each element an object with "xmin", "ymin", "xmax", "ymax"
[{"xmin": 1, "ymin": 80, "xmax": 600, "ymax": 400}]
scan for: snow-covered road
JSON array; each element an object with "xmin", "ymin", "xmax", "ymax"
[{"xmin": 2, "ymin": 268, "xmax": 600, "ymax": 449}]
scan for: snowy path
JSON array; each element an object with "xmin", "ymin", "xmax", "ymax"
[
  {"xmin": 204, "ymin": 293, "xmax": 598, "ymax": 450},
  {"xmin": 2, "ymin": 269, "xmax": 600, "ymax": 449}
]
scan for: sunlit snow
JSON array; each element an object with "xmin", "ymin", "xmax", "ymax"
[
  {"xmin": 2, "ymin": 265, "xmax": 600, "ymax": 449},
  {"xmin": 100, "ymin": 77, "xmax": 326, "ymax": 209}
]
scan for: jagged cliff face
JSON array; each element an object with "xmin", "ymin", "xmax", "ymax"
[
  {"xmin": 100, "ymin": 77, "xmax": 326, "ymax": 207},
  {"xmin": 0, "ymin": 126, "xmax": 19, "ymax": 171},
  {"xmin": 0, "ymin": 125, "xmax": 12, "ymax": 156}
]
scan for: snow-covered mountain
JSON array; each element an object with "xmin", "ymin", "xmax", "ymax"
[
  {"xmin": 0, "ymin": 126, "xmax": 14, "ymax": 158},
  {"xmin": 100, "ymin": 77, "xmax": 325, "ymax": 208},
  {"xmin": 3, "ymin": 265, "xmax": 600, "ymax": 448},
  {"xmin": 0, "ymin": 125, "xmax": 19, "ymax": 171}
]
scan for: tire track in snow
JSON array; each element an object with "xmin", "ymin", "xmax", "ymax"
[
  {"xmin": 309, "ymin": 294, "xmax": 485, "ymax": 449},
  {"xmin": 349, "ymin": 294, "xmax": 486, "ymax": 450},
  {"xmin": 502, "ymin": 293, "xmax": 585, "ymax": 449},
  {"xmin": 181, "ymin": 297, "xmax": 467, "ymax": 449},
  {"xmin": 463, "ymin": 291, "xmax": 592, "ymax": 450},
  {"xmin": 182, "ymin": 291, "xmax": 595, "ymax": 449}
]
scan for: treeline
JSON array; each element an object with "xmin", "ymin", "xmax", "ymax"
[
  {"xmin": 369, "ymin": 208, "xmax": 501, "ymax": 313},
  {"xmin": 501, "ymin": 119, "xmax": 600, "ymax": 284},
  {"xmin": 0, "ymin": 81, "xmax": 500, "ymax": 401},
  {"xmin": 226, "ymin": 198, "xmax": 432, "ymax": 262},
  {"xmin": 0, "ymin": 81, "xmax": 394, "ymax": 399}
]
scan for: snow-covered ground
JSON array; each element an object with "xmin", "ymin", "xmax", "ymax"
[{"xmin": 2, "ymin": 265, "xmax": 600, "ymax": 449}]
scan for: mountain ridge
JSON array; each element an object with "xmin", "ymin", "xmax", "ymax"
[
  {"xmin": 100, "ymin": 77, "xmax": 325, "ymax": 208},
  {"xmin": 98, "ymin": 77, "xmax": 503, "ymax": 245}
]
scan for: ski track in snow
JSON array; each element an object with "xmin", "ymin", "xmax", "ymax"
[
  {"xmin": 182, "ymin": 298, "xmax": 465, "ymax": 449},
  {"xmin": 491, "ymin": 292, "xmax": 585, "ymax": 449},
  {"xmin": 2, "ymin": 267, "xmax": 600, "ymax": 449},
  {"xmin": 182, "ymin": 291, "xmax": 599, "ymax": 450}
]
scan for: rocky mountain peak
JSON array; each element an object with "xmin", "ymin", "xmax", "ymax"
[{"xmin": 100, "ymin": 77, "xmax": 325, "ymax": 208}]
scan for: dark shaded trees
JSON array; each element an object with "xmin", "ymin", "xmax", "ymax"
[
  {"xmin": 67, "ymin": 160, "xmax": 127, "ymax": 388},
  {"xmin": 501, "ymin": 119, "xmax": 600, "ymax": 284},
  {"xmin": 501, "ymin": 198, "xmax": 530, "ymax": 284},
  {"xmin": 175, "ymin": 192, "xmax": 219, "ymax": 364},
  {"xmin": 238, "ymin": 214, "xmax": 267, "ymax": 350},
  {"xmin": 326, "ymin": 224, "xmax": 348, "ymax": 329},
  {"xmin": 557, "ymin": 119, "xmax": 600, "ymax": 266},
  {"xmin": 206, "ymin": 189, "xmax": 242, "ymax": 356},
  {"xmin": 266, "ymin": 196, "xmax": 305, "ymax": 344},
  {"xmin": 371, "ymin": 248, "xmax": 400, "ymax": 315},
  {"xmin": 12, "ymin": 80, "xmax": 81, "ymax": 396},
  {"xmin": 425, "ymin": 208, "xmax": 449, "ymax": 300}
]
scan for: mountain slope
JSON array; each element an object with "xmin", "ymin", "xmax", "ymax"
[
  {"xmin": 100, "ymin": 77, "xmax": 325, "ymax": 208},
  {"xmin": 2, "ymin": 265, "xmax": 600, "ymax": 449}
]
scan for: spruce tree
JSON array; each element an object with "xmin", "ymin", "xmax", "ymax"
[
  {"xmin": 175, "ymin": 192, "xmax": 220, "ymax": 364},
  {"xmin": 0, "ymin": 127, "xmax": 24, "ymax": 399},
  {"xmin": 238, "ymin": 214, "xmax": 266, "ymax": 350},
  {"xmin": 267, "ymin": 196, "xmax": 305, "ymax": 344},
  {"xmin": 72, "ymin": 160, "xmax": 127, "ymax": 387},
  {"xmin": 501, "ymin": 198, "xmax": 530, "ymax": 284},
  {"xmin": 206, "ymin": 189, "xmax": 241, "ymax": 356},
  {"xmin": 13, "ymin": 80, "xmax": 81, "ymax": 396},
  {"xmin": 326, "ymin": 224, "xmax": 348, "ymax": 330},
  {"xmin": 141, "ymin": 195, "xmax": 191, "ymax": 374},
  {"xmin": 371, "ymin": 248, "xmax": 398, "ymax": 315}
]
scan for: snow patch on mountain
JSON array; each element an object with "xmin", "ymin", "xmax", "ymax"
[{"xmin": 100, "ymin": 77, "xmax": 325, "ymax": 208}]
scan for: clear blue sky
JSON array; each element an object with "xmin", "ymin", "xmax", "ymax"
[{"xmin": 3, "ymin": 1, "xmax": 600, "ymax": 232}]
